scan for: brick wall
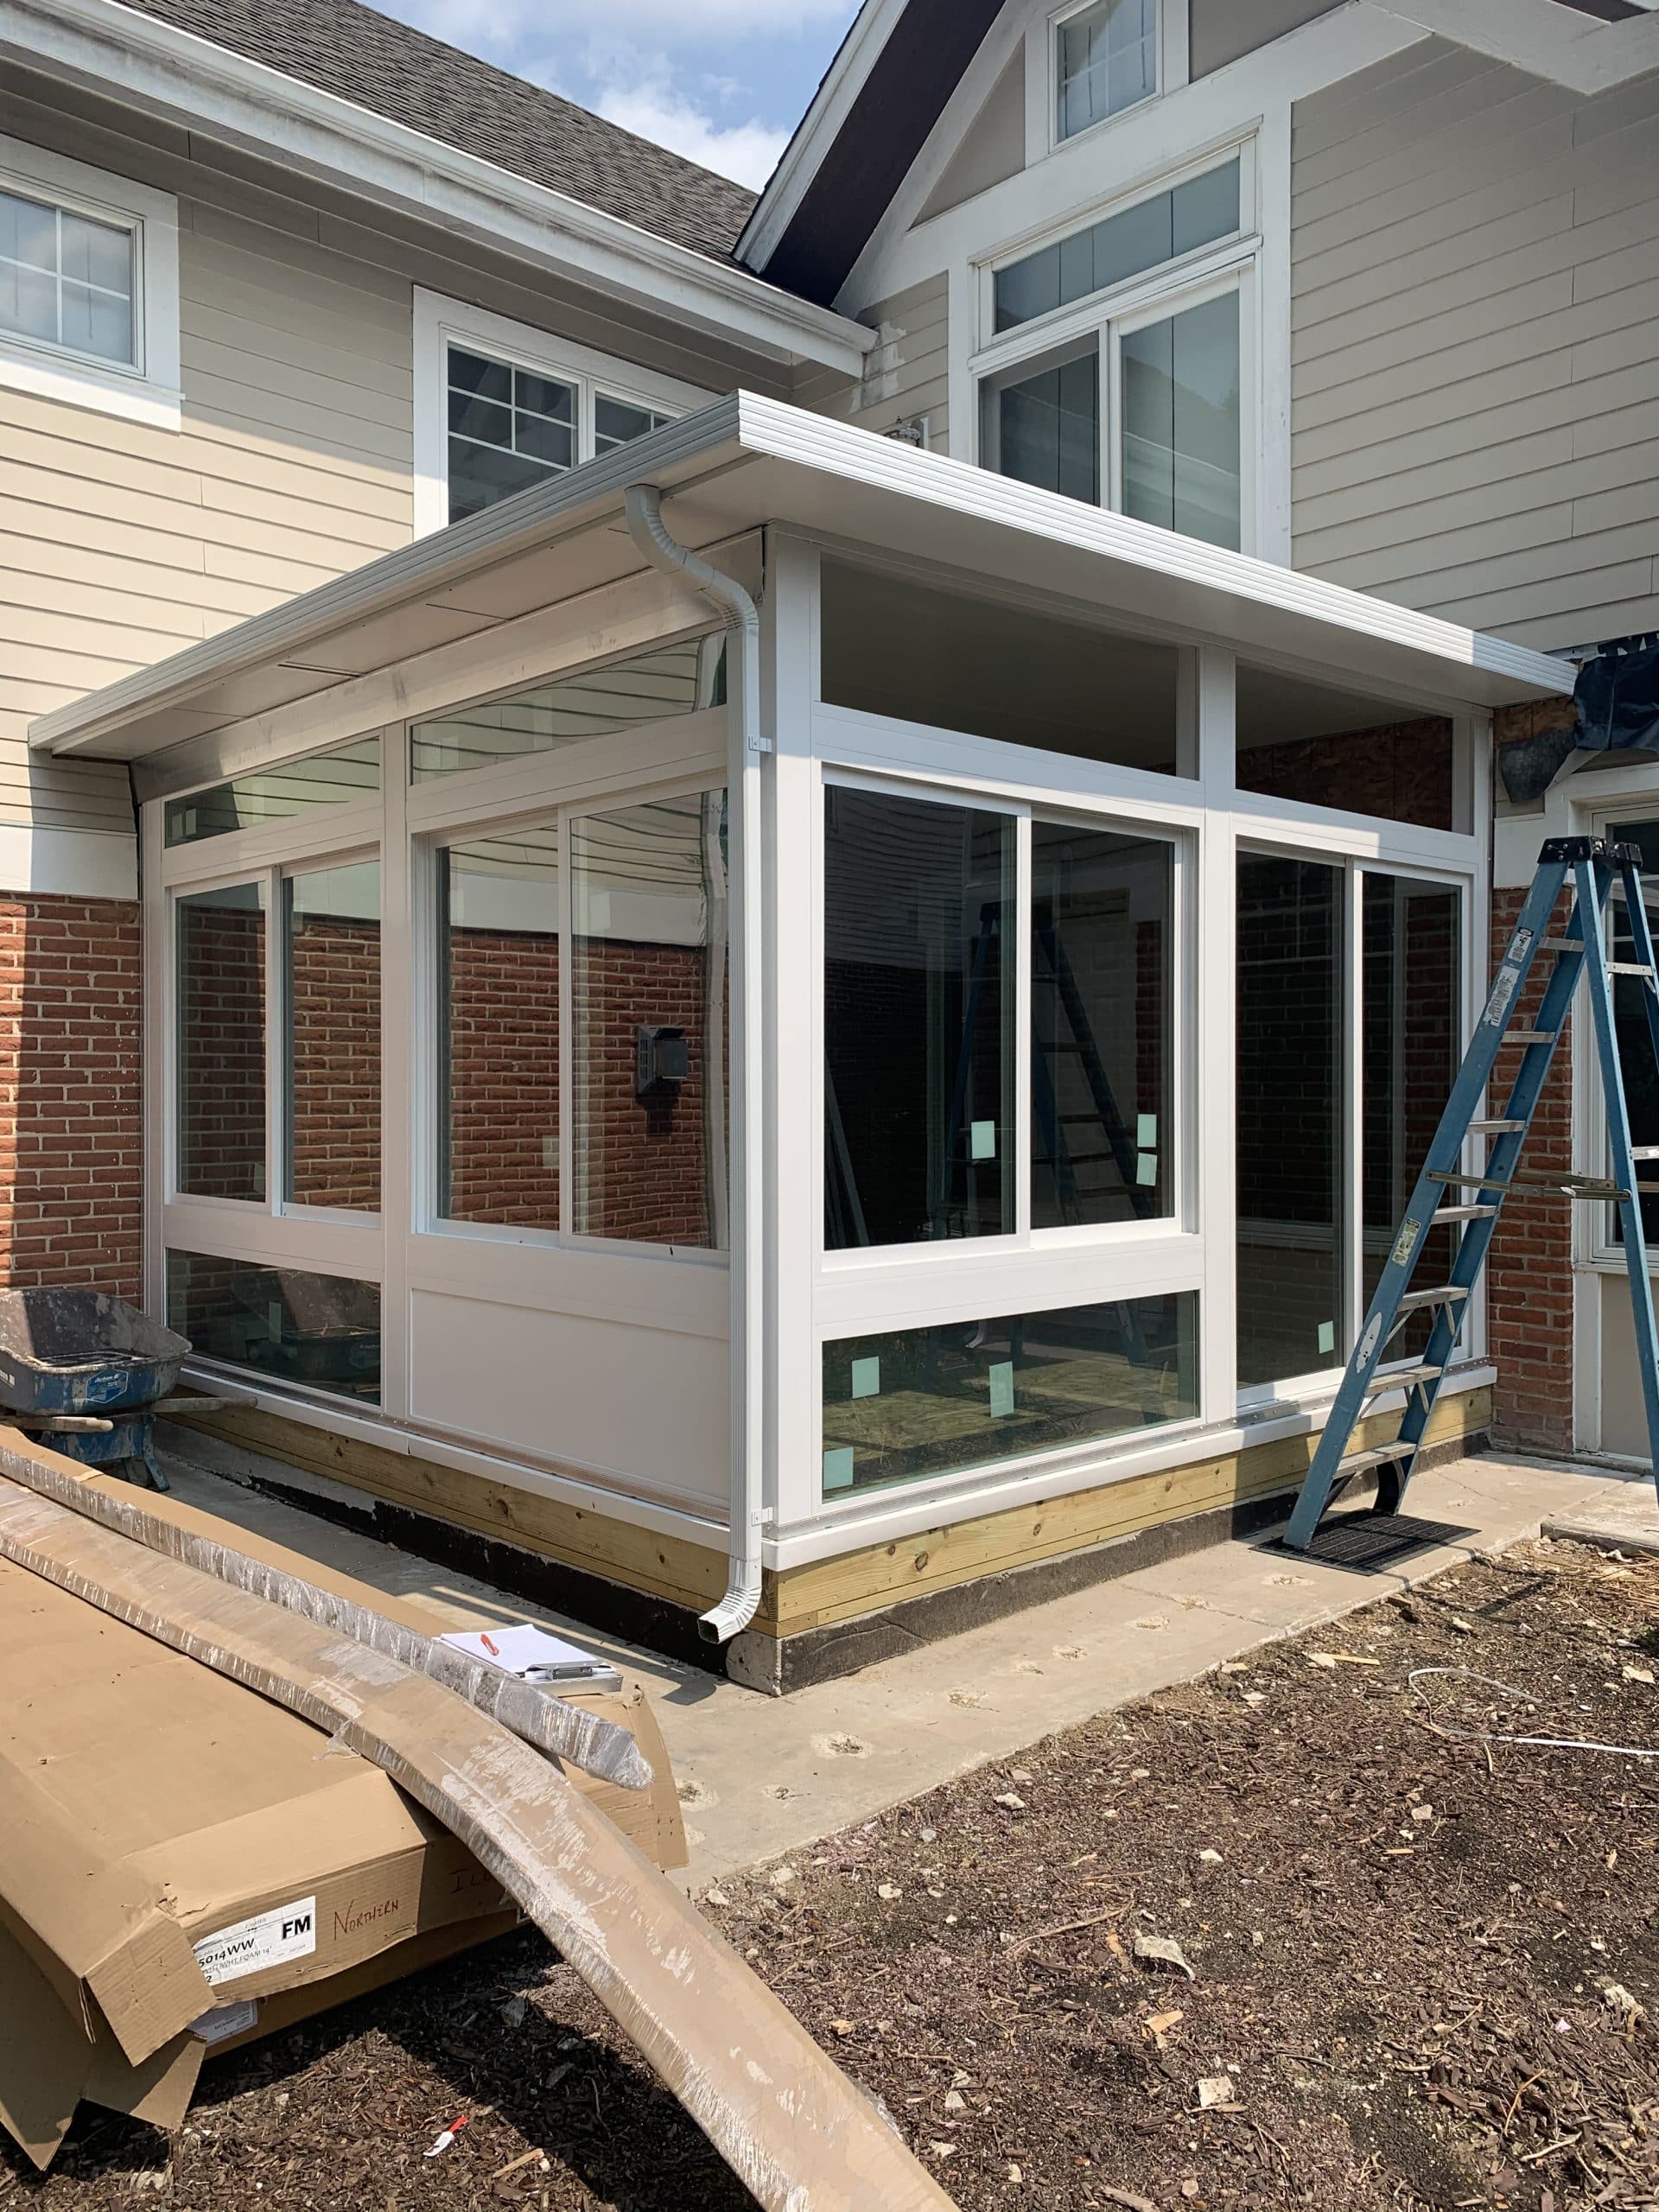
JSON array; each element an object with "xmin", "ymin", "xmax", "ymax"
[
  {"xmin": 0, "ymin": 895, "xmax": 141, "ymax": 1300},
  {"xmin": 1485, "ymin": 883, "xmax": 1575, "ymax": 1452},
  {"xmin": 289, "ymin": 913, "xmax": 380, "ymax": 1211},
  {"xmin": 445, "ymin": 925, "xmax": 561, "ymax": 1228}
]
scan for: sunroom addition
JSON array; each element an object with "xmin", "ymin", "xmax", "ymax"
[{"xmin": 30, "ymin": 395, "xmax": 1573, "ymax": 1689}]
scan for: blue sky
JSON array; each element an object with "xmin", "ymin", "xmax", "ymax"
[{"xmin": 372, "ymin": 0, "xmax": 863, "ymax": 190}]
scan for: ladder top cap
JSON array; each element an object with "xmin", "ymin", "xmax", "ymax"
[{"xmin": 1538, "ymin": 836, "xmax": 1643, "ymax": 864}]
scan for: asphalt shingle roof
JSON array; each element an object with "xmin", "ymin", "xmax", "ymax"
[{"xmin": 119, "ymin": 0, "xmax": 759, "ymax": 261}]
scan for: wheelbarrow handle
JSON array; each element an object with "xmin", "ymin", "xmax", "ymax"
[{"xmin": 26, "ymin": 1414, "xmax": 116, "ymax": 1434}]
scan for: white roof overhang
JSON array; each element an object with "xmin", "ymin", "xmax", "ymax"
[{"xmin": 29, "ymin": 392, "xmax": 1573, "ymax": 769}]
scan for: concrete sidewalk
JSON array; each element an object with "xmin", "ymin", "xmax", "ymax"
[{"xmin": 153, "ymin": 1443, "xmax": 1653, "ymax": 1891}]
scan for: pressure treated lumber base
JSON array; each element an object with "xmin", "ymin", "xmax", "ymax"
[
  {"xmin": 0, "ymin": 1475, "xmax": 957, "ymax": 2212},
  {"xmin": 161, "ymin": 1387, "xmax": 1491, "ymax": 1694}
]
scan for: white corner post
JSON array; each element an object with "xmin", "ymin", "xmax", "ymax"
[{"xmin": 624, "ymin": 485, "xmax": 770, "ymax": 1642}]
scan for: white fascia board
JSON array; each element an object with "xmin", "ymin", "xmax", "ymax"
[
  {"xmin": 2, "ymin": 0, "xmax": 873, "ymax": 377},
  {"xmin": 736, "ymin": 0, "xmax": 912, "ymax": 271},
  {"xmin": 847, "ymin": 3, "xmax": 1426, "ymax": 308},
  {"xmin": 1367, "ymin": 0, "xmax": 1659, "ymax": 92},
  {"xmin": 29, "ymin": 391, "xmax": 1573, "ymax": 762},
  {"xmin": 728, "ymin": 396, "xmax": 1574, "ymax": 703}
]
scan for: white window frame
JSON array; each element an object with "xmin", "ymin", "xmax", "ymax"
[
  {"xmin": 1037, "ymin": 0, "xmax": 1185, "ymax": 161},
  {"xmin": 412, "ymin": 288, "xmax": 714, "ymax": 537},
  {"xmin": 972, "ymin": 144, "xmax": 1260, "ymax": 552},
  {"xmin": 0, "ymin": 134, "xmax": 181, "ymax": 429}
]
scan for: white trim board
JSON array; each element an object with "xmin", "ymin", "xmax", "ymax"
[
  {"xmin": 0, "ymin": 822, "xmax": 137, "ymax": 900},
  {"xmin": 0, "ymin": 0, "xmax": 872, "ymax": 377},
  {"xmin": 1368, "ymin": 0, "xmax": 1659, "ymax": 92}
]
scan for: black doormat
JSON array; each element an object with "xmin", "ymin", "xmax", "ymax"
[{"xmin": 1268, "ymin": 1512, "xmax": 1478, "ymax": 1574}]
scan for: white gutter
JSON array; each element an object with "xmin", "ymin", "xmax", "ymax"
[
  {"xmin": 3, "ymin": 0, "xmax": 874, "ymax": 375},
  {"xmin": 623, "ymin": 485, "xmax": 769, "ymax": 1644}
]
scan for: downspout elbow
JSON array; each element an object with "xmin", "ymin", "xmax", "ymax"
[{"xmin": 624, "ymin": 481, "xmax": 767, "ymax": 1645}]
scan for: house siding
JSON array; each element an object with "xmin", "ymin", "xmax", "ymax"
[
  {"xmin": 796, "ymin": 271, "xmax": 950, "ymax": 452},
  {"xmin": 1289, "ymin": 39, "xmax": 1659, "ymax": 651}
]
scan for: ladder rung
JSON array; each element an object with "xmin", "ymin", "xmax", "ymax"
[
  {"xmin": 1338, "ymin": 1441, "xmax": 1417, "ymax": 1476},
  {"xmin": 1427, "ymin": 1170, "xmax": 1510, "ymax": 1190},
  {"xmin": 1630, "ymin": 1147, "xmax": 1659, "ymax": 1161},
  {"xmin": 1611, "ymin": 962, "xmax": 1656, "ymax": 978},
  {"xmin": 1469, "ymin": 1118, "xmax": 1525, "ymax": 1135},
  {"xmin": 1396, "ymin": 1285, "xmax": 1469, "ymax": 1313},
  {"xmin": 1497, "ymin": 1029, "xmax": 1554, "ymax": 1046},
  {"xmin": 1433, "ymin": 1204, "xmax": 1497, "ymax": 1223},
  {"xmin": 1362, "ymin": 1363, "xmax": 1440, "ymax": 1397},
  {"xmin": 1542, "ymin": 935, "xmax": 1584, "ymax": 954}
]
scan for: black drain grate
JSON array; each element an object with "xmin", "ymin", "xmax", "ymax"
[{"xmin": 1270, "ymin": 1513, "xmax": 1478, "ymax": 1574}]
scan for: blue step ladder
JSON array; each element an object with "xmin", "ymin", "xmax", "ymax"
[{"xmin": 1285, "ymin": 836, "xmax": 1659, "ymax": 1553}]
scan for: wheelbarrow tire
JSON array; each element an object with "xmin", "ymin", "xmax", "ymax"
[{"xmin": 117, "ymin": 1455, "xmax": 170, "ymax": 1493}]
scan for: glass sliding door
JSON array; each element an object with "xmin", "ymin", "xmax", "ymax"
[
  {"xmin": 823, "ymin": 785, "xmax": 1014, "ymax": 1249},
  {"xmin": 175, "ymin": 880, "xmax": 268, "ymax": 1202},
  {"xmin": 283, "ymin": 860, "xmax": 381, "ymax": 1214},
  {"xmin": 1362, "ymin": 876, "xmax": 1462, "ymax": 1357},
  {"xmin": 1121, "ymin": 290, "xmax": 1241, "ymax": 550},
  {"xmin": 1236, "ymin": 855, "xmax": 1343, "ymax": 1391}
]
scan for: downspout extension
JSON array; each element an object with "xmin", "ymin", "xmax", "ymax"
[{"xmin": 623, "ymin": 484, "xmax": 769, "ymax": 1644}]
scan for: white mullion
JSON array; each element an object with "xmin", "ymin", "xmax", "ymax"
[
  {"xmin": 1343, "ymin": 859, "xmax": 1365, "ymax": 1362},
  {"xmin": 1014, "ymin": 808, "xmax": 1033, "ymax": 1242},
  {"xmin": 1103, "ymin": 325, "xmax": 1120, "ymax": 515},
  {"xmin": 378, "ymin": 723, "xmax": 410, "ymax": 1414},
  {"xmin": 265, "ymin": 861, "xmax": 284, "ymax": 1217},
  {"xmin": 142, "ymin": 799, "xmax": 169, "ymax": 1307}
]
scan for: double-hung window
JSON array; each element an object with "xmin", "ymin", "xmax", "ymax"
[
  {"xmin": 416, "ymin": 290, "xmax": 710, "ymax": 531},
  {"xmin": 976, "ymin": 149, "xmax": 1255, "ymax": 552}
]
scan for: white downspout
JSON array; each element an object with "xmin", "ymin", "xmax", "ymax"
[{"xmin": 624, "ymin": 484, "xmax": 768, "ymax": 1643}]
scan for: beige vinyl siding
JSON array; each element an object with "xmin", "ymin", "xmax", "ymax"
[
  {"xmin": 0, "ymin": 65, "xmax": 790, "ymax": 850},
  {"xmin": 797, "ymin": 273, "xmax": 950, "ymax": 452},
  {"xmin": 1290, "ymin": 41, "xmax": 1659, "ymax": 650}
]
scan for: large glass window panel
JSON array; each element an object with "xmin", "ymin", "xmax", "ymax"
[
  {"xmin": 175, "ymin": 880, "xmax": 267, "ymax": 1203},
  {"xmin": 1236, "ymin": 665, "xmax": 1460, "ymax": 831},
  {"xmin": 164, "ymin": 735, "xmax": 381, "ymax": 847},
  {"xmin": 571, "ymin": 791, "xmax": 728, "ymax": 1248},
  {"xmin": 1363, "ymin": 877, "xmax": 1461, "ymax": 1357},
  {"xmin": 283, "ymin": 861, "xmax": 381, "ymax": 1213},
  {"xmin": 819, "ymin": 562, "xmax": 1190, "ymax": 776},
  {"xmin": 1058, "ymin": 0, "xmax": 1156, "ymax": 140},
  {"xmin": 993, "ymin": 160, "xmax": 1241, "ymax": 333},
  {"xmin": 987, "ymin": 342, "xmax": 1100, "ymax": 505},
  {"xmin": 594, "ymin": 392, "xmax": 673, "ymax": 454},
  {"xmin": 410, "ymin": 637, "xmax": 724, "ymax": 780},
  {"xmin": 438, "ymin": 830, "xmax": 562, "ymax": 1230},
  {"xmin": 1236, "ymin": 856, "xmax": 1343, "ymax": 1390},
  {"xmin": 167, "ymin": 1252, "xmax": 380, "ymax": 1403},
  {"xmin": 1032, "ymin": 822, "xmax": 1172, "ymax": 1228},
  {"xmin": 823, "ymin": 787, "xmax": 1014, "ymax": 1250},
  {"xmin": 0, "ymin": 187, "xmax": 134, "ymax": 364},
  {"xmin": 822, "ymin": 1293, "xmax": 1198, "ymax": 1497},
  {"xmin": 1122, "ymin": 290, "xmax": 1242, "ymax": 550}
]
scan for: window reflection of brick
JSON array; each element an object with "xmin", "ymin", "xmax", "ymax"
[
  {"xmin": 178, "ymin": 903, "xmax": 265, "ymax": 1201},
  {"xmin": 289, "ymin": 915, "xmax": 380, "ymax": 1211},
  {"xmin": 1238, "ymin": 718, "xmax": 1456, "ymax": 831}
]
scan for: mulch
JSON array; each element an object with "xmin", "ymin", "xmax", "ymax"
[{"xmin": 5, "ymin": 1535, "xmax": 1656, "ymax": 2212}]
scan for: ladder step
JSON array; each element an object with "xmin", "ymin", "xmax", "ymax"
[
  {"xmin": 1337, "ymin": 1441, "xmax": 1417, "ymax": 1476},
  {"xmin": 1469, "ymin": 1118, "xmax": 1525, "ymax": 1135},
  {"xmin": 1497, "ymin": 1029, "xmax": 1554, "ymax": 1046},
  {"xmin": 1433, "ymin": 1204, "xmax": 1497, "ymax": 1223},
  {"xmin": 1542, "ymin": 935, "xmax": 1584, "ymax": 955},
  {"xmin": 1611, "ymin": 962, "xmax": 1656, "ymax": 978},
  {"xmin": 1361, "ymin": 1363, "xmax": 1441, "ymax": 1397},
  {"xmin": 1631, "ymin": 1147, "xmax": 1659, "ymax": 1161},
  {"xmin": 1395, "ymin": 1284, "xmax": 1470, "ymax": 1313}
]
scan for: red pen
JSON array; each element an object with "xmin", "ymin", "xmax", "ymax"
[{"xmin": 480, "ymin": 1632, "xmax": 499, "ymax": 1657}]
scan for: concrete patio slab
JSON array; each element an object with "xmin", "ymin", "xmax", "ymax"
[{"xmin": 143, "ymin": 1444, "xmax": 1644, "ymax": 1890}]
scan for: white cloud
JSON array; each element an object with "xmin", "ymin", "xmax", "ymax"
[
  {"xmin": 403, "ymin": 0, "xmax": 849, "ymax": 48},
  {"xmin": 592, "ymin": 79, "xmax": 790, "ymax": 188}
]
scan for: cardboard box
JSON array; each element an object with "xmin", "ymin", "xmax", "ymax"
[{"xmin": 0, "ymin": 1524, "xmax": 683, "ymax": 2169}]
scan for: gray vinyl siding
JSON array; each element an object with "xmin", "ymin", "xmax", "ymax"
[
  {"xmin": 1189, "ymin": 0, "xmax": 1339, "ymax": 79},
  {"xmin": 1290, "ymin": 40, "xmax": 1659, "ymax": 651},
  {"xmin": 797, "ymin": 273, "xmax": 950, "ymax": 452}
]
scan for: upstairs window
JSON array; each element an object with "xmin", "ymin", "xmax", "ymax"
[
  {"xmin": 0, "ymin": 184, "xmax": 134, "ymax": 367},
  {"xmin": 1057, "ymin": 0, "xmax": 1158, "ymax": 141},
  {"xmin": 417, "ymin": 291, "xmax": 707, "ymax": 532}
]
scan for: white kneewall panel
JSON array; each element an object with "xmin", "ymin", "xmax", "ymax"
[{"xmin": 407, "ymin": 1287, "xmax": 731, "ymax": 1509}]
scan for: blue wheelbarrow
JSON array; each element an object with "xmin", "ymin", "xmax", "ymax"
[{"xmin": 0, "ymin": 1288, "xmax": 196, "ymax": 1491}]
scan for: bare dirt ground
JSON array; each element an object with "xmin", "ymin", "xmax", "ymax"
[{"xmin": 6, "ymin": 1536, "xmax": 1656, "ymax": 2212}]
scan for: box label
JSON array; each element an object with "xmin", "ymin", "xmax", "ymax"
[
  {"xmin": 188, "ymin": 1999, "xmax": 260, "ymax": 2045},
  {"xmin": 194, "ymin": 1897, "xmax": 318, "ymax": 1986}
]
